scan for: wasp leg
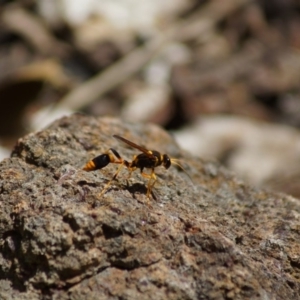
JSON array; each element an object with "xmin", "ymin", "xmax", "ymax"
[
  {"xmin": 98, "ymin": 157, "xmax": 132, "ymax": 198},
  {"xmin": 125, "ymin": 165, "xmax": 137, "ymax": 180},
  {"xmin": 124, "ymin": 155, "xmax": 137, "ymax": 179},
  {"xmin": 141, "ymin": 169, "xmax": 157, "ymax": 198},
  {"xmin": 98, "ymin": 162, "xmax": 126, "ymax": 198}
]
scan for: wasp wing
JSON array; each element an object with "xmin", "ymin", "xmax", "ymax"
[{"xmin": 113, "ymin": 135, "xmax": 153, "ymax": 157}]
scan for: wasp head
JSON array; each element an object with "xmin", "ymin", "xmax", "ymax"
[{"xmin": 162, "ymin": 154, "xmax": 171, "ymax": 169}]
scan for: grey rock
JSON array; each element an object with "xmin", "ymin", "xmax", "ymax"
[{"xmin": 0, "ymin": 114, "xmax": 299, "ymax": 299}]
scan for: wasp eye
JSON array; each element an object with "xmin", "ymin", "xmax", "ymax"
[{"xmin": 163, "ymin": 154, "xmax": 171, "ymax": 169}]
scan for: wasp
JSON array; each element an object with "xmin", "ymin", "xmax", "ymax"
[{"xmin": 83, "ymin": 135, "xmax": 190, "ymax": 198}]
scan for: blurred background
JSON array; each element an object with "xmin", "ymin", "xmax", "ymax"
[{"xmin": 1, "ymin": 0, "xmax": 300, "ymax": 197}]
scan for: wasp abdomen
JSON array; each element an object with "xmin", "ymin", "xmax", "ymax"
[{"xmin": 83, "ymin": 154, "xmax": 111, "ymax": 171}]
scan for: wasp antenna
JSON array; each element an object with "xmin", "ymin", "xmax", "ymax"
[{"xmin": 171, "ymin": 159, "xmax": 194, "ymax": 185}]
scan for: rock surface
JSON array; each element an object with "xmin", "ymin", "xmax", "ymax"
[{"xmin": 0, "ymin": 114, "xmax": 300, "ymax": 299}]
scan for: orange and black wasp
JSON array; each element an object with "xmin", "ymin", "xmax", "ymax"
[{"xmin": 83, "ymin": 135, "xmax": 190, "ymax": 198}]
